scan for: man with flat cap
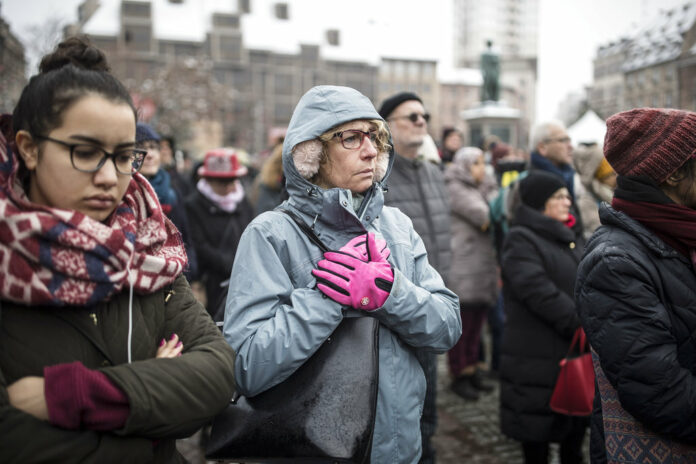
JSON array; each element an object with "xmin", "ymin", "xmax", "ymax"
[{"xmin": 379, "ymin": 92, "xmax": 452, "ymax": 464}]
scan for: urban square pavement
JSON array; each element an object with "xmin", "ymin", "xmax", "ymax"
[{"xmin": 178, "ymin": 353, "xmax": 590, "ymax": 463}]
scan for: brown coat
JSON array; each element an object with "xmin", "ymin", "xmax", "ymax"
[
  {"xmin": 444, "ymin": 161, "xmax": 498, "ymax": 307},
  {"xmin": 0, "ymin": 275, "xmax": 236, "ymax": 463}
]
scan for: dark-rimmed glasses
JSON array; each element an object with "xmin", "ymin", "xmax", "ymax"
[
  {"xmin": 33, "ymin": 135, "xmax": 147, "ymax": 175},
  {"xmin": 332, "ymin": 129, "xmax": 378, "ymax": 150},
  {"xmin": 388, "ymin": 112, "xmax": 430, "ymax": 124}
]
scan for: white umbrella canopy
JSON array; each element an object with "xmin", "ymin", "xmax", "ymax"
[{"xmin": 568, "ymin": 110, "xmax": 607, "ymax": 147}]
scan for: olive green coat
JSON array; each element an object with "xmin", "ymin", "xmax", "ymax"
[{"xmin": 0, "ymin": 275, "xmax": 235, "ymax": 463}]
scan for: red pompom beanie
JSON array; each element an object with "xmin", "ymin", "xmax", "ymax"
[{"xmin": 603, "ymin": 108, "xmax": 696, "ymax": 183}]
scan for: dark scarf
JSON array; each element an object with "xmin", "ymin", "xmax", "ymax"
[
  {"xmin": 148, "ymin": 168, "xmax": 177, "ymax": 212},
  {"xmin": 612, "ymin": 175, "xmax": 696, "ymax": 261},
  {"xmin": 530, "ymin": 150, "xmax": 576, "ymax": 200}
]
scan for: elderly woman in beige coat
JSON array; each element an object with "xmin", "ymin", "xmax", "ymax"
[
  {"xmin": 444, "ymin": 147, "xmax": 499, "ymax": 400},
  {"xmin": 573, "ymin": 142, "xmax": 616, "ymax": 240}
]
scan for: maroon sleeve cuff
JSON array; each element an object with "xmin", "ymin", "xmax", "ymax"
[{"xmin": 44, "ymin": 361, "xmax": 130, "ymax": 431}]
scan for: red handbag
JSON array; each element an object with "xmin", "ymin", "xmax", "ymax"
[{"xmin": 549, "ymin": 327, "xmax": 595, "ymax": 416}]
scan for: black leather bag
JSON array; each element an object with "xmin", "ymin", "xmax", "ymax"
[{"xmin": 205, "ymin": 208, "xmax": 379, "ymax": 463}]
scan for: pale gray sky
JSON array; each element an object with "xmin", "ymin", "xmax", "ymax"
[{"xmin": 1, "ymin": 0, "xmax": 689, "ymax": 122}]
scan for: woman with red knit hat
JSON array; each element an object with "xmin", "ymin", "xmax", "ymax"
[{"xmin": 576, "ymin": 108, "xmax": 696, "ymax": 463}]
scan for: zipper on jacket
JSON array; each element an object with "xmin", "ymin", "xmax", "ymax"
[
  {"xmin": 357, "ymin": 185, "xmax": 376, "ymax": 222},
  {"xmin": 89, "ymin": 312, "xmax": 98, "ymax": 326}
]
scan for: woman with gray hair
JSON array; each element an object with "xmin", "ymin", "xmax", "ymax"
[
  {"xmin": 444, "ymin": 147, "xmax": 498, "ymax": 400},
  {"xmin": 223, "ymin": 85, "xmax": 461, "ymax": 463}
]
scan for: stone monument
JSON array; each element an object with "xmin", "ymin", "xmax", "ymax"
[{"xmin": 461, "ymin": 40, "xmax": 520, "ymax": 149}]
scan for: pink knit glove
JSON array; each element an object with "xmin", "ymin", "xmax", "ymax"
[
  {"xmin": 312, "ymin": 233, "xmax": 394, "ymax": 311},
  {"xmin": 339, "ymin": 233, "xmax": 391, "ymax": 261}
]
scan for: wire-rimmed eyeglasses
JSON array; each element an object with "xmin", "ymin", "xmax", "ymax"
[
  {"xmin": 33, "ymin": 135, "xmax": 147, "ymax": 175},
  {"xmin": 332, "ymin": 129, "xmax": 378, "ymax": 150}
]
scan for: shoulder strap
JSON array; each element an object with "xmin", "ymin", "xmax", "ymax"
[{"xmin": 277, "ymin": 208, "xmax": 329, "ymax": 253}]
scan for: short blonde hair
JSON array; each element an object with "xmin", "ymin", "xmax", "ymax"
[{"xmin": 292, "ymin": 119, "xmax": 391, "ymax": 184}]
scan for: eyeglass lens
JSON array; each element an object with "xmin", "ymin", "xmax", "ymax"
[
  {"xmin": 72, "ymin": 145, "xmax": 145, "ymax": 174},
  {"xmin": 408, "ymin": 113, "xmax": 430, "ymax": 123},
  {"xmin": 340, "ymin": 130, "xmax": 377, "ymax": 149}
]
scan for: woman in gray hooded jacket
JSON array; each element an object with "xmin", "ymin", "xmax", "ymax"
[{"xmin": 223, "ymin": 85, "xmax": 461, "ymax": 463}]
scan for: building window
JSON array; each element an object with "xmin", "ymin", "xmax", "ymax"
[
  {"xmin": 665, "ymin": 92, "xmax": 673, "ymax": 107},
  {"xmin": 124, "ymin": 25, "xmax": 151, "ymax": 52},
  {"xmin": 275, "ymin": 102, "xmax": 293, "ymax": 121},
  {"xmin": 219, "ymin": 35, "xmax": 242, "ymax": 61},
  {"xmin": 122, "ymin": 2, "xmax": 150, "ymax": 17},
  {"xmin": 666, "ymin": 67, "xmax": 675, "ymax": 80},
  {"xmin": 238, "ymin": 0, "xmax": 251, "ymax": 13},
  {"xmin": 275, "ymin": 3, "xmax": 289, "ymax": 20},
  {"xmin": 275, "ymin": 73, "xmax": 293, "ymax": 94},
  {"xmin": 326, "ymin": 29, "xmax": 340, "ymax": 46},
  {"xmin": 213, "ymin": 14, "xmax": 239, "ymax": 28}
]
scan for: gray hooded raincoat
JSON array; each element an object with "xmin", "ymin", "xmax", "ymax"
[{"xmin": 223, "ymin": 86, "xmax": 461, "ymax": 463}]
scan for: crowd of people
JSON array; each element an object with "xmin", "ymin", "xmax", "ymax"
[{"xmin": 4, "ymin": 35, "xmax": 696, "ymax": 464}]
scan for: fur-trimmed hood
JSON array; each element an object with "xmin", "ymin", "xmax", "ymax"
[{"xmin": 281, "ymin": 86, "xmax": 393, "ymax": 221}]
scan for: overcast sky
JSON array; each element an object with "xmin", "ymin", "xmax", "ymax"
[{"xmin": 1, "ymin": 0, "xmax": 689, "ymax": 122}]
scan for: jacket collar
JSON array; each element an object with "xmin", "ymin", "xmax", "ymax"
[
  {"xmin": 598, "ymin": 203, "xmax": 688, "ymax": 261},
  {"xmin": 513, "ymin": 203, "xmax": 576, "ymax": 244}
]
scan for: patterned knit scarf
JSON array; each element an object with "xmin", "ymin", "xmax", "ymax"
[{"xmin": 0, "ymin": 115, "xmax": 187, "ymax": 306}]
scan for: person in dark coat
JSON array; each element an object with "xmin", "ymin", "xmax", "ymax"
[
  {"xmin": 575, "ymin": 108, "xmax": 696, "ymax": 463},
  {"xmin": 185, "ymin": 148, "xmax": 253, "ymax": 317},
  {"xmin": 499, "ymin": 171, "xmax": 587, "ymax": 464},
  {"xmin": 250, "ymin": 143, "xmax": 288, "ymax": 216},
  {"xmin": 1, "ymin": 36, "xmax": 235, "ymax": 463},
  {"xmin": 136, "ymin": 122, "xmax": 198, "ymax": 281},
  {"xmin": 379, "ymin": 91, "xmax": 452, "ymax": 464}
]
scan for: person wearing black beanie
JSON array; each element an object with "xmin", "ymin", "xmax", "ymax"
[
  {"xmin": 499, "ymin": 170, "xmax": 587, "ymax": 463},
  {"xmin": 519, "ymin": 170, "xmax": 567, "ymax": 211}
]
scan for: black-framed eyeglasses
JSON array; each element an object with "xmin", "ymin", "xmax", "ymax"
[
  {"xmin": 33, "ymin": 135, "xmax": 147, "ymax": 175},
  {"xmin": 332, "ymin": 129, "xmax": 378, "ymax": 150},
  {"xmin": 388, "ymin": 112, "xmax": 430, "ymax": 124}
]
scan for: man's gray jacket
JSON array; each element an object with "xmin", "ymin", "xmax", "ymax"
[{"xmin": 384, "ymin": 154, "xmax": 452, "ymax": 281}]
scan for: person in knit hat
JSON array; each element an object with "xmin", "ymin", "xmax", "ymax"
[
  {"xmin": 184, "ymin": 148, "xmax": 253, "ymax": 317},
  {"xmin": 576, "ymin": 107, "xmax": 696, "ymax": 463},
  {"xmin": 499, "ymin": 170, "xmax": 587, "ymax": 463},
  {"xmin": 379, "ymin": 90, "xmax": 452, "ymax": 463}
]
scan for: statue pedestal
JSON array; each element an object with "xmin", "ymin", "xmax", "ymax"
[{"xmin": 461, "ymin": 101, "xmax": 521, "ymax": 149}]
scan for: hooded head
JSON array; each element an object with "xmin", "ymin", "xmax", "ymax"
[{"xmin": 283, "ymin": 86, "xmax": 391, "ymax": 196}]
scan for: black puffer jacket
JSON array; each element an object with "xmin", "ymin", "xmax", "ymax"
[
  {"xmin": 184, "ymin": 190, "xmax": 254, "ymax": 313},
  {"xmin": 499, "ymin": 204, "xmax": 584, "ymax": 442},
  {"xmin": 383, "ymin": 153, "xmax": 451, "ymax": 280},
  {"xmin": 575, "ymin": 203, "xmax": 696, "ymax": 459}
]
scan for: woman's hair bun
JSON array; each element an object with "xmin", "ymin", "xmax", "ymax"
[{"xmin": 39, "ymin": 36, "xmax": 110, "ymax": 74}]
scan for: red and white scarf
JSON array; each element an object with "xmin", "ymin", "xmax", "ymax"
[{"xmin": 0, "ymin": 115, "xmax": 187, "ymax": 306}]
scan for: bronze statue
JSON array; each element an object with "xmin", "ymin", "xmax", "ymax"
[{"xmin": 481, "ymin": 40, "xmax": 500, "ymax": 102}]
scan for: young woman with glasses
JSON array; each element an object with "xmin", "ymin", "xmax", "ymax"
[
  {"xmin": 0, "ymin": 37, "xmax": 235, "ymax": 463},
  {"xmin": 223, "ymin": 85, "xmax": 461, "ymax": 463}
]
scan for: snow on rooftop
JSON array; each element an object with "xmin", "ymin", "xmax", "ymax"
[
  {"xmin": 623, "ymin": 2, "xmax": 696, "ymax": 71},
  {"xmin": 81, "ymin": 0, "xmax": 443, "ymax": 65},
  {"xmin": 438, "ymin": 67, "xmax": 482, "ymax": 86}
]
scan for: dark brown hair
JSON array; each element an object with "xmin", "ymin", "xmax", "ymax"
[{"xmin": 12, "ymin": 36, "xmax": 136, "ymax": 137}]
